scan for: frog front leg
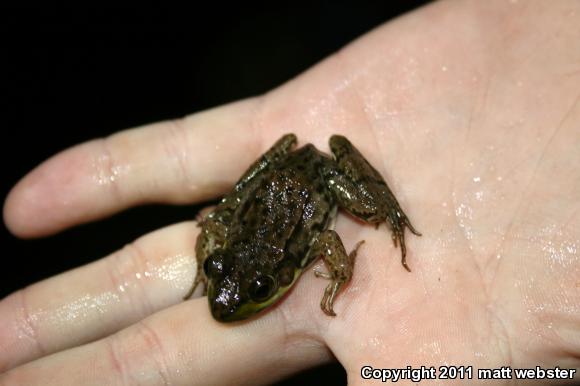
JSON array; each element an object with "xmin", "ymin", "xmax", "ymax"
[
  {"xmin": 310, "ymin": 230, "xmax": 364, "ymax": 316},
  {"xmin": 183, "ymin": 218, "xmax": 227, "ymax": 299},
  {"xmin": 324, "ymin": 135, "xmax": 421, "ymax": 272}
]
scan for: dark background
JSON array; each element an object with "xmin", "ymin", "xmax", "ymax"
[{"xmin": 2, "ymin": 3, "xmax": 429, "ymax": 384}]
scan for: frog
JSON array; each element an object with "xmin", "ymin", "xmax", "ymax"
[{"xmin": 184, "ymin": 134, "xmax": 421, "ymax": 322}]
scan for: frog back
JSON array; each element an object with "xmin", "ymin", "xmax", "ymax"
[{"xmin": 227, "ymin": 145, "xmax": 336, "ymax": 269}]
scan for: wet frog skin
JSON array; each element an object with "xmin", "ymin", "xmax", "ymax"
[{"xmin": 184, "ymin": 134, "xmax": 420, "ymax": 322}]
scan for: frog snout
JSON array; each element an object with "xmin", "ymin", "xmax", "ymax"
[
  {"xmin": 209, "ymin": 298, "xmax": 237, "ymax": 321},
  {"xmin": 207, "ymin": 280, "xmax": 243, "ymax": 321}
]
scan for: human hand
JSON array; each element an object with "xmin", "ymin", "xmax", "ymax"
[{"xmin": 2, "ymin": 1, "xmax": 579, "ymax": 385}]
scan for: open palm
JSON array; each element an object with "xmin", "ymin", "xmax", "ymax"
[{"xmin": 2, "ymin": 1, "xmax": 579, "ymax": 385}]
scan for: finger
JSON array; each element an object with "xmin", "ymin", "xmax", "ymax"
[
  {"xmin": 4, "ymin": 98, "xmax": 264, "ymax": 238},
  {"xmin": 0, "ymin": 298, "xmax": 331, "ymax": 386},
  {"xmin": 0, "ymin": 221, "xmax": 198, "ymax": 372}
]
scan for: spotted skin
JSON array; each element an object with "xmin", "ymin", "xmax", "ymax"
[{"xmin": 185, "ymin": 134, "xmax": 421, "ymax": 322}]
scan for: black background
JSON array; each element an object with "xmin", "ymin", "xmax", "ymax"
[{"xmin": 2, "ymin": 3, "xmax": 429, "ymax": 384}]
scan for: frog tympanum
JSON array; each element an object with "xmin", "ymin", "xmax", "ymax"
[{"xmin": 184, "ymin": 134, "xmax": 420, "ymax": 322}]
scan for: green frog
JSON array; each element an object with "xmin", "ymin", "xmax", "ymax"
[{"xmin": 184, "ymin": 134, "xmax": 420, "ymax": 322}]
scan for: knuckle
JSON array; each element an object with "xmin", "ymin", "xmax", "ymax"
[
  {"xmin": 105, "ymin": 335, "xmax": 131, "ymax": 386},
  {"xmin": 106, "ymin": 321, "xmax": 170, "ymax": 386},
  {"xmin": 163, "ymin": 118, "xmax": 194, "ymax": 194},
  {"xmin": 106, "ymin": 240, "xmax": 154, "ymax": 317},
  {"xmin": 95, "ymin": 137, "xmax": 125, "ymax": 202},
  {"xmin": 16, "ymin": 288, "xmax": 45, "ymax": 357}
]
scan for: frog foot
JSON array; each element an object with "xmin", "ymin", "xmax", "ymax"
[
  {"xmin": 385, "ymin": 208, "xmax": 421, "ymax": 272},
  {"xmin": 313, "ymin": 232, "xmax": 364, "ymax": 316},
  {"xmin": 316, "ymin": 278, "xmax": 339, "ymax": 316}
]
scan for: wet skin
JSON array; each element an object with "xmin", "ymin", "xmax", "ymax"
[{"xmin": 184, "ymin": 134, "xmax": 420, "ymax": 322}]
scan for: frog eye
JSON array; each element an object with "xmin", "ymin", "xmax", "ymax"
[
  {"xmin": 249, "ymin": 275, "xmax": 277, "ymax": 302},
  {"xmin": 203, "ymin": 253, "xmax": 231, "ymax": 277}
]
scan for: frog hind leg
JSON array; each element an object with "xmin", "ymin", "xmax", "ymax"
[
  {"xmin": 205, "ymin": 134, "xmax": 298, "ymax": 228},
  {"xmin": 311, "ymin": 230, "xmax": 364, "ymax": 316},
  {"xmin": 233, "ymin": 133, "xmax": 297, "ymax": 192},
  {"xmin": 325, "ymin": 135, "xmax": 421, "ymax": 272}
]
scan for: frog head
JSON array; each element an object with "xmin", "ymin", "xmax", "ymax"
[{"xmin": 204, "ymin": 249, "xmax": 300, "ymax": 322}]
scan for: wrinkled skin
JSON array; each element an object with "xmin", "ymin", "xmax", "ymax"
[{"xmin": 1, "ymin": 1, "xmax": 579, "ymax": 385}]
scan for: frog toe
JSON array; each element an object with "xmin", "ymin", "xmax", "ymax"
[
  {"xmin": 320, "ymin": 289, "xmax": 337, "ymax": 316},
  {"xmin": 323, "ymin": 305, "xmax": 337, "ymax": 317},
  {"xmin": 406, "ymin": 218, "xmax": 422, "ymax": 236}
]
